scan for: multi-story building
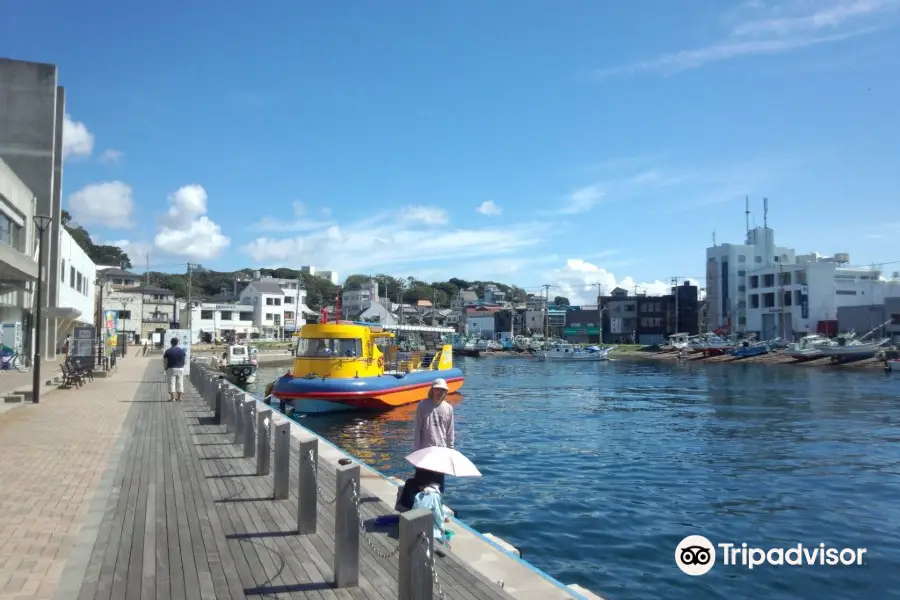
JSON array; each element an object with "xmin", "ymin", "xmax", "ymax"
[
  {"xmin": 705, "ymin": 225, "xmax": 795, "ymax": 333},
  {"xmin": 744, "ymin": 253, "xmax": 900, "ymax": 339},
  {"xmin": 137, "ymin": 285, "xmax": 178, "ymax": 340},
  {"xmin": 466, "ymin": 306, "xmax": 500, "ymax": 338},
  {"xmin": 563, "ymin": 307, "xmax": 603, "ymax": 343},
  {"xmin": 599, "ymin": 287, "xmax": 638, "ymax": 344},
  {"xmin": 342, "ymin": 278, "xmax": 379, "ymax": 318},
  {"xmin": 838, "ymin": 295, "xmax": 900, "ymax": 344},
  {"xmin": 483, "ymin": 284, "xmax": 506, "ymax": 304},
  {"xmin": 0, "ymin": 158, "xmax": 39, "ymax": 353},
  {"xmin": 180, "ymin": 302, "xmax": 256, "ymax": 343},
  {"xmin": 55, "ymin": 228, "xmax": 97, "ymax": 344},
  {"xmin": 598, "ymin": 283, "xmax": 700, "ymax": 344},
  {"xmin": 0, "ymin": 58, "xmax": 67, "ymax": 359},
  {"xmin": 299, "ymin": 265, "xmax": 340, "ymax": 285},
  {"xmin": 239, "ymin": 277, "xmax": 315, "ymax": 337}
]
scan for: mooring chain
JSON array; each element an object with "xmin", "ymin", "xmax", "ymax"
[
  {"xmin": 307, "ymin": 450, "xmax": 338, "ymax": 504},
  {"xmin": 419, "ymin": 533, "xmax": 446, "ymax": 600},
  {"xmin": 350, "ymin": 479, "xmax": 401, "ymax": 559}
]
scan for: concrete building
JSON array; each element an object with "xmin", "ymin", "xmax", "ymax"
[
  {"xmin": 838, "ymin": 297, "xmax": 900, "ymax": 344},
  {"xmin": 136, "ymin": 285, "xmax": 178, "ymax": 340},
  {"xmin": 744, "ymin": 253, "xmax": 900, "ymax": 339},
  {"xmin": 599, "ymin": 287, "xmax": 638, "ymax": 344},
  {"xmin": 299, "ymin": 265, "xmax": 339, "ymax": 285},
  {"xmin": 55, "ymin": 227, "xmax": 97, "ymax": 344},
  {"xmin": 97, "ymin": 267, "xmax": 141, "ymax": 290},
  {"xmin": 466, "ymin": 307, "xmax": 500, "ymax": 338},
  {"xmin": 239, "ymin": 277, "xmax": 315, "ymax": 337},
  {"xmin": 358, "ymin": 301, "xmax": 398, "ymax": 326},
  {"xmin": 483, "ymin": 284, "xmax": 506, "ymax": 304},
  {"xmin": 180, "ymin": 301, "xmax": 256, "ymax": 344},
  {"xmin": 705, "ymin": 225, "xmax": 795, "ymax": 333},
  {"xmin": 563, "ymin": 307, "xmax": 602, "ymax": 343},
  {"xmin": 342, "ymin": 278, "xmax": 379, "ymax": 318},
  {"xmin": 0, "ymin": 58, "xmax": 66, "ymax": 359},
  {"xmin": 0, "ymin": 158, "xmax": 38, "ymax": 353}
]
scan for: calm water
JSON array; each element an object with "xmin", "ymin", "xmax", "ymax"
[{"xmin": 249, "ymin": 357, "xmax": 900, "ymax": 600}]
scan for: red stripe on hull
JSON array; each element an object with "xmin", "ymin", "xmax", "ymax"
[{"xmin": 274, "ymin": 376, "xmax": 465, "ymax": 399}]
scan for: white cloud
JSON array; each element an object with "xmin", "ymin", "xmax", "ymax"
[
  {"xmin": 154, "ymin": 185, "xmax": 230, "ymax": 261},
  {"xmin": 251, "ymin": 201, "xmax": 334, "ymax": 232},
  {"xmin": 67, "ymin": 181, "xmax": 135, "ymax": 228},
  {"xmin": 550, "ymin": 185, "xmax": 604, "ymax": 215},
  {"xmin": 98, "ymin": 149, "xmax": 123, "ymax": 165},
  {"xmin": 400, "ymin": 205, "xmax": 449, "ymax": 225},
  {"xmin": 476, "ymin": 200, "xmax": 502, "ymax": 216},
  {"xmin": 62, "ymin": 114, "xmax": 95, "ymax": 159},
  {"xmin": 544, "ymin": 258, "xmax": 699, "ymax": 305},
  {"xmin": 242, "ymin": 211, "xmax": 551, "ymax": 275},
  {"xmin": 594, "ymin": 0, "xmax": 897, "ymax": 78},
  {"xmin": 103, "ymin": 239, "xmax": 154, "ymax": 264}
]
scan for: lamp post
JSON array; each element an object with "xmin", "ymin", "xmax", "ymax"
[{"xmin": 32, "ymin": 214, "xmax": 53, "ymax": 404}]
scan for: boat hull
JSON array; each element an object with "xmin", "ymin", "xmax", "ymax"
[
  {"xmin": 537, "ymin": 352, "xmax": 611, "ymax": 361},
  {"xmin": 272, "ymin": 368, "xmax": 465, "ymax": 414},
  {"xmin": 221, "ymin": 364, "xmax": 258, "ymax": 384}
]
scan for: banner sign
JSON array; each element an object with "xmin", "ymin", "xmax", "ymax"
[
  {"xmin": 165, "ymin": 329, "xmax": 192, "ymax": 375},
  {"xmin": 71, "ymin": 326, "xmax": 96, "ymax": 370}
]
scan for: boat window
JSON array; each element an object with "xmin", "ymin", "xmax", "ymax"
[
  {"xmin": 297, "ymin": 338, "xmax": 362, "ymax": 358},
  {"xmin": 232, "ymin": 347, "xmax": 246, "ymax": 356}
]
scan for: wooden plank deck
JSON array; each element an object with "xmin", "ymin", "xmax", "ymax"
[{"xmin": 71, "ymin": 370, "xmax": 515, "ymax": 600}]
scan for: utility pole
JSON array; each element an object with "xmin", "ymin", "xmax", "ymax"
[
  {"xmin": 145, "ymin": 253, "xmax": 150, "ymax": 286},
  {"xmin": 778, "ymin": 262, "xmax": 785, "ymax": 340},
  {"xmin": 431, "ymin": 289, "xmax": 436, "ymax": 326},
  {"xmin": 591, "ymin": 283, "xmax": 606, "ymax": 344},
  {"xmin": 541, "ymin": 284, "xmax": 552, "ymax": 339},
  {"xmin": 186, "ymin": 263, "xmax": 194, "ymax": 332},
  {"xmin": 672, "ymin": 277, "xmax": 680, "ymax": 335}
]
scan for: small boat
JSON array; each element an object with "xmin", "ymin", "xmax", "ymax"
[
  {"xmin": 783, "ymin": 334, "xmax": 831, "ymax": 360},
  {"xmin": 729, "ymin": 340, "xmax": 771, "ymax": 358},
  {"xmin": 219, "ymin": 344, "xmax": 258, "ymax": 384},
  {"xmin": 271, "ymin": 322, "xmax": 463, "ymax": 414},
  {"xmin": 817, "ymin": 335, "xmax": 889, "ymax": 363},
  {"xmin": 661, "ymin": 333, "xmax": 692, "ymax": 352},
  {"xmin": 537, "ymin": 343, "xmax": 617, "ymax": 361}
]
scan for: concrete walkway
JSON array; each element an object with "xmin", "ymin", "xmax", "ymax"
[{"xmin": 0, "ymin": 355, "xmax": 154, "ymax": 599}]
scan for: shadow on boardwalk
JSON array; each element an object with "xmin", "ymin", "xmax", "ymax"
[{"xmin": 64, "ymin": 363, "xmax": 514, "ymax": 600}]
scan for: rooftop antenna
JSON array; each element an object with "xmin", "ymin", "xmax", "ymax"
[
  {"xmin": 712, "ymin": 229, "xmax": 716, "ymax": 246},
  {"xmin": 763, "ymin": 197, "xmax": 768, "ymax": 229},
  {"xmin": 745, "ymin": 195, "xmax": 750, "ymax": 236}
]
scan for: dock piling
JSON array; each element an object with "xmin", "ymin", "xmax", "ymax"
[
  {"xmin": 242, "ymin": 400, "xmax": 256, "ymax": 458},
  {"xmin": 399, "ymin": 509, "xmax": 434, "ymax": 600},
  {"xmin": 297, "ymin": 437, "xmax": 318, "ymax": 534},
  {"xmin": 272, "ymin": 421, "xmax": 291, "ymax": 500},
  {"xmin": 334, "ymin": 463, "xmax": 360, "ymax": 588},
  {"xmin": 256, "ymin": 408, "xmax": 272, "ymax": 475},
  {"xmin": 214, "ymin": 382, "xmax": 226, "ymax": 424},
  {"xmin": 233, "ymin": 392, "xmax": 245, "ymax": 446}
]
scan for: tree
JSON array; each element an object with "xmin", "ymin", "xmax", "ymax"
[
  {"xmin": 554, "ymin": 296, "xmax": 571, "ymax": 306},
  {"xmin": 61, "ymin": 209, "xmax": 133, "ymax": 268}
]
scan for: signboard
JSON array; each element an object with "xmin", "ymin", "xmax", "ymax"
[
  {"xmin": 563, "ymin": 326, "xmax": 600, "ymax": 335},
  {"xmin": 801, "ymin": 293, "xmax": 809, "ymax": 319},
  {"xmin": 165, "ymin": 329, "xmax": 192, "ymax": 375},
  {"xmin": 103, "ymin": 309, "xmax": 118, "ymax": 351},
  {"xmin": 71, "ymin": 326, "xmax": 96, "ymax": 370},
  {"xmin": 610, "ymin": 317, "xmax": 623, "ymax": 334}
]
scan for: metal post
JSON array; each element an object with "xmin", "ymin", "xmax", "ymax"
[
  {"xmin": 222, "ymin": 388, "xmax": 234, "ymax": 432},
  {"xmin": 214, "ymin": 382, "xmax": 226, "ymax": 423},
  {"xmin": 31, "ymin": 216, "xmax": 52, "ymax": 404},
  {"xmin": 272, "ymin": 421, "xmax": 291, "ymax": 500},
  {"xmin": 399, "ymin": 509, "xmax": 433, "ymax": 600},
  {"xmin": 256, "ymin": 408, "xmax": 272, "ymax": 475},
  {"xmin": 297, "ymin": 437, "xmax": 318, "ymax": 534},
  {"xmin": 334, "ymin": 463, "xmax": 360, "ymax": 588},
  {"xmin": 233, "ymin": 392, "xmax": 244, "ymax": 445},
  {"xmin": 243, "ymin": 400, "xmax": 256, "ymax": 458}
]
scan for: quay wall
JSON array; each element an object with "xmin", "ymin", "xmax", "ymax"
[{"xmin": 200, "ymin": 359, "xmax": 604, "ymax": 600}]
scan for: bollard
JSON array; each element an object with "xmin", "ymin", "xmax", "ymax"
[
  {"xmin": 243, "ymin": 400, "xmax": 256, "ymax": 458},
  {"xmin": 334, "ymin": 463, "xmax": 360, "ymax": 588},
  {"xmin": 399, "ymin": 509, "xmax": 434, "ymax": 600},
  {"xmin": 297, "ymin": 437, "xmax": 318, "ymax": 534},
  {"xmin": 256, "ymin": 408, "xmax": 272, "ymax": 475},
  {"xmin": 233, "ymin": 392, "xmax": 245, "ymax": 445},
  {"xmin": 214, "ymin": 382, "xmax": 226, "ymax": 424},
  {"xmin": 272, "ymin": 421, "xmax": 291, "ymax": 500},
  {"xmin": 221, "ymin": 388, "xmax": 233, "ymax": 431}
]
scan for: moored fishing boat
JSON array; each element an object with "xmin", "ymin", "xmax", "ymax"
[
  {"xmin": 730, "ymin": 339, "xmax": 771, "ymax": 358},
  {"xmin": 784, "ymin": 334, "xmax": 831, "ymax": 360},
  {"xmin": 536, "ymin": 343, "xmax": 617, "ymax": 361},
  {"xmin": 817, "ymin": 336, "xmax": 889, "ymax": 363},
  {"xmin": 218, "ymin": 344, "xmax": 258, "ymax": 384},
  {"xmin": 270, "ymin": 322, "xmax": 463, "ymax": 414}
]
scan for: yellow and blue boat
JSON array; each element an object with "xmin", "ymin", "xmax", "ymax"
[{"xmin": 269, "ymin": 321, "xmax": 464, "ymax": 414}]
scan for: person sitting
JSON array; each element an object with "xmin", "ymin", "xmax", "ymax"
[{"xmin": 218, "ymin": 352, "xmax": 227, "ymax": 367}]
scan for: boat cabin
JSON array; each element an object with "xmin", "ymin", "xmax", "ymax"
[{"xmin": 225, "ymin": 344, "xmax": 254, "ymax": 365}]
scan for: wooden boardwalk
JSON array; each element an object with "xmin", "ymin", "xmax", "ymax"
[{"xmin": 67, "ymin": 366, "xmax": 515, "ymax": 600}]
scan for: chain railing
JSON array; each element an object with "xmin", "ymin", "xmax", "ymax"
[
  {"xmin": 308, "ymin": 450, "xmax": 337, "ymax": 504},
  {"xmin": 420, "ymin": 533, "xmax": 446, "ymax": 600},
  {"xmin": 350, "ymin": 479, "xmax": 400, "ymax": 559}
]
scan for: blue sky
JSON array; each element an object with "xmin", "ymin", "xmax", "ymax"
[{"xmin": 2, "ymin": 0, "xmax": 899, "ymax": 302}]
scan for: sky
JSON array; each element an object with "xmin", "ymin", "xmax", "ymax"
[{"xmin": 2, "ymin": 0, "xmax": 899, "ymax": 304}]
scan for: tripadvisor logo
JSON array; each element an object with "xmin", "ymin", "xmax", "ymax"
[{"xmin": 675, "ymin": 536, "xmax": 867, "ymax": 575}]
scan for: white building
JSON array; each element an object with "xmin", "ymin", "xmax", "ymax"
[
  {"xmin": 0, "ymin": 158, "xmax": 38, "ymax": 354},
  {"xmin": 744, "ymin": 252, "xmax": 900, "ymax": 339},
  {"xmin": 55, "ymin": 228, "xmax": 98, "ymax": 342},
  {"xmin": 342, "ymin": 278, "xmax": 379, "ymax": 317},
  {"xmin": 299, "ymin": 265, "xmax": 339, "ymax": 285},
  {"xmin": 483, "ymin": 284, "xmax": 506, "ymax": 304},
  {"xmin": 705, "ymin": 226, "xmax": 795, "ymax": 333},
  {"xmin": 180, "ymin": 302, "xmax": 257, "ymax": 343},
  {"xmin": 239, "ymin": 277, "xmax": 316, "ymax": 337}
]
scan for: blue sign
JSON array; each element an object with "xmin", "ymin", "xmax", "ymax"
[{"xmin": 801, "ymin": 294, "xmax": 809, "ymax": 319}]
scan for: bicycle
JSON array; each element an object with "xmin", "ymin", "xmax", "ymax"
[{"xmin": 1, "ymin": 351, "xmax": 31, "ymax": 373}]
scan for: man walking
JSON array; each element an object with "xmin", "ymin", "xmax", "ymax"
[
  {"xmin": 163, "ymin": 337, "xmax": 187, "ymax": 402},
  {"xmin": 413, "ymin": 378, "xmax": 455, "ymax": 493}
]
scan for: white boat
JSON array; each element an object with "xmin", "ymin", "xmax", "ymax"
[
  {"xmin": 816, "ymin": 336, "xmax": 889, "ymax": 362},
  {"xmin": 783, "ymin": 334, "xmax": 832, "ymax": 359},
  {"xmin": 218, "ymin": 344, "xmax": 259, "ymax": 384},
  {"xmin": 661, "ymin": 333, "xmax": 692, "ymax": 352},
  {"xmin": 537, "ymin": 343, "xmax": 617, "ymax": 361}
]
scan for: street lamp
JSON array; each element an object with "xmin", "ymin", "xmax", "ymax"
[{"xmin": 32, "ymin": 214, "xmax": 53, "ymax": 405}]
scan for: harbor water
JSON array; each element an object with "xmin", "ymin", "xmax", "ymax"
[{"xmin": 249, "ymin": 356, "xmax": 900, "ymax": 600}]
